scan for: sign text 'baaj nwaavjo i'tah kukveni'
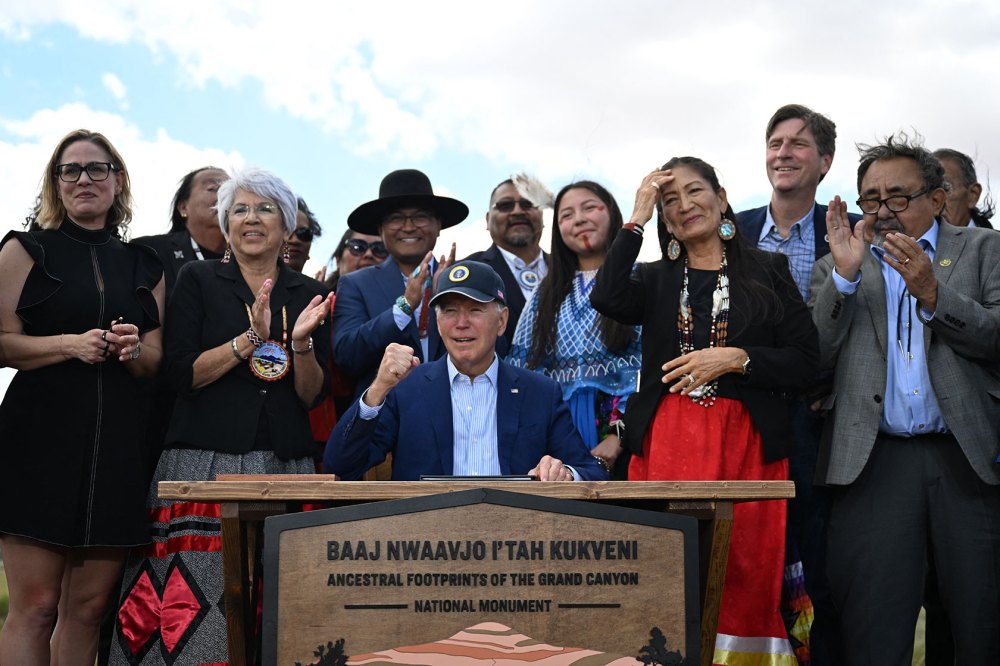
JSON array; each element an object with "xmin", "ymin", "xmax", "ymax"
[{"xmin": 263, "ymin": 489, "xmax": 699, "ymax": 665}]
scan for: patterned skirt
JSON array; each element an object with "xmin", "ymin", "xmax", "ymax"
[
  {"xmin": 629, "ymin": 394, "xmax": 796, "ymax": 666},
  {"xmin": 110, "ymin": 448, "xmax": 313, "ymax": 666}
]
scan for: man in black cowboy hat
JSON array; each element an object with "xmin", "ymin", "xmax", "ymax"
[
  {"xmin": 325, "ymin": 260, "xmax": 606, "ymax": 481},
  {"xmin": 332, "ymin": 169, "xmax": 468, "ymax": 395}
]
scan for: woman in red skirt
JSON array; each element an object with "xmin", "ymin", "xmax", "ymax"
[{"xmin": 591, "ymin": 156, "xmax": 819, "ymax": 666}]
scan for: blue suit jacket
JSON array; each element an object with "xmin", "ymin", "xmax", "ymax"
[
  {"xmin": 736, "ymin": 203, "xmax": 860, "ymax": 260},
  {"xmin": 332, "ymin": 256, "xmax": 446, "ymax": 396},
  {"xmin": 323, "ymin": 356, "xmax": 608, "ymax": 481}
]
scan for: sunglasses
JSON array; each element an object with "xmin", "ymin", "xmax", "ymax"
[
  {"xmin": 345, "ymin": 238, "xmax": 389, "ymax": 258},
  {"xmin": 291, "ymin": 227, "xmax": 314, "ymax": 242},
  {"xmin": 492, "ymin": 198, "xmax": 536, "ymax": 213}
]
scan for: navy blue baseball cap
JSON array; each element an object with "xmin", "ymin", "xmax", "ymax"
[{"xmin": 429, "ymin": 260, "xmax": 507, "ymax": 307}]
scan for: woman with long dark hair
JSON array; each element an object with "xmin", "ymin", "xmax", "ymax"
[
  {"xmin": 507, "ymin": 181, "xmax": 641, "ymax": 478},
  {"xmin": 592, "ymin": 157, "xmax": 819, "ymax": 665}
]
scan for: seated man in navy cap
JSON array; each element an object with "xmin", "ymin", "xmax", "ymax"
[{"xmin": 324, "ymin": 261, "xmax": 607, "ymax": 481}]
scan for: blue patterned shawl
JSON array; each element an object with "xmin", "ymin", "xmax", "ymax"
[{"xmin": 506, "ymin": 269, "xmax": 642, "ymax": 403}]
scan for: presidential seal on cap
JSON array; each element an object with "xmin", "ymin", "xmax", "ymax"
[{"xmin": 429, "ymin": 260, "xmax": 507, "ymax": 308}]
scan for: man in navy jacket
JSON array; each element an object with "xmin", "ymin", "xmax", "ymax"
[
  {"xmin": 736, "ymin": 104, "xmax": 858, "ymax": 666},
  {"xmin": 325, "ymin": 261, "xmax": 606, "ymax": 482}
]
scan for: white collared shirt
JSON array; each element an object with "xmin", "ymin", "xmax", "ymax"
[{"xmin": 496, "ymin": 246, "xmax": 547, "ymax": 299}]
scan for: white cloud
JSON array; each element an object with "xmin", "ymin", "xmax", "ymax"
[
  {"xmin": 5, "ymin": 0, "xmax": 998, "ymax": 217},
  {"xmin": 101, "ymin": 72, "xmax": 129, "ymax": 110}
]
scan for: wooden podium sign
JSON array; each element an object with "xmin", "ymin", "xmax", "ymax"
[{"xmin": 262, "ymin": 488, "xmax": 699, "ymax": 665}]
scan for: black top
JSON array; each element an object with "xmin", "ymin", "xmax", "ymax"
[
  {"xmin": 0, "ymin": 222, "xmax": 162, "ymax": 546},
  {"xmin": 164, "ymin": 259, "xmax": 330, "ymax": 459},
  {"xmin": 591, "ymin": 232, "xmax": 819, "ymax": 462},
  {"xmin": 133, "ymin": 229, "xmax": 223, "ymax": 297}
]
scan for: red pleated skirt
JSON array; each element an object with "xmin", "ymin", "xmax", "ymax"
[{"xmin": 630, "ymin": 394, "xmax": 797, "ymax": 666}]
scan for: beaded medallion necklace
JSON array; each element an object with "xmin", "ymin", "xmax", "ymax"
[{"xmin": 677, "ymin": 251, "xmax": 729, "ymax": 407}]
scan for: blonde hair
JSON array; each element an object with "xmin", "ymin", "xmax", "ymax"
[{"xmin": 35, "ymin": 129, "xmax": 133, "ymax": 232}]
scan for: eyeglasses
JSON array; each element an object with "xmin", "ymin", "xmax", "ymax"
[
  {"xmin": 230, "ymin": 202, "xmax": 280, "ymax": 219},
  {"xmin": 492, "ymin": 198, "xmax": 536, "ymax": 213},
  {"xmin": 856, "ymin": 188, "xmax": 929, "ymax": 215},
  {"xmin": 344, "ymin": 238, "xmax": 389, "ymax": 258},
  {"xmin": 382, "ymin": 211, "xmax": 436, "ymax": 229},
  {"xmin": 291, "ymin": 227, "xmax": 314, "ymax": 243},
  {"xmin": 54, "ymin": 162, "xmax": 117, "ymax": 183}
]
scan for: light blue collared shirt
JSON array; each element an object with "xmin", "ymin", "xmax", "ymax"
[
  {"xmin": 359, "ymin": 353, "xmax": 581, "ymax": 478},
  {"xmin": 447, "ymin": 355, "xmax": 502, "ymax": 475},
  {"xmin": 832, "ymin": 222, "xmax": 948, "ymax": 436},
  {"xmin": 758, "ymin": 206, "xmax": 815, "ymax": 301}
]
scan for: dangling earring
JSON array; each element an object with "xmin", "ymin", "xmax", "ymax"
[
  {"xmin": 719, "ymin": 218, "xmax": 736, "ymax": 241},
  {"xmin": 282, "ymin": 241, "xmax": 290, "ymax": 264},
  {"xmin": 667, "ymin": 238, "xmax": 682, "ymax": 261},
  {"xmin": 221, "ymin": 245, "xmax": 231, "ymax": 263}
]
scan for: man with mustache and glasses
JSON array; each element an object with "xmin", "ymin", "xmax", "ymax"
[
  {"xmin": 465, "ymin": 178, "xmax": 550, "ymax": 350},
  {"xmin": 810, "ymin": 134, "xmax": 1000, "ymax": 665},
  {"xmin": 332, "ymin": 169, "xmax": 467, "ymax": 396}
]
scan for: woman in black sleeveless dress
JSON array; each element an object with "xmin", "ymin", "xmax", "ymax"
[{"xmin": 0, "ymin": 129, "xmax": 165, "ymax": 665}]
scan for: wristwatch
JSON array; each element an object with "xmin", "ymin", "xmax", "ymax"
[{"xmin": 741, "ymin": 354, "xmax": 751, "ymax": 376}]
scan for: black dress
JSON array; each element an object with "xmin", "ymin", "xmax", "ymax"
[{"xmin": 0, "ymin": 221, "xmax": 162, "ymax": 547}]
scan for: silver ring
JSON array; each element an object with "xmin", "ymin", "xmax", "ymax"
[
  {"xmin": 650, "ymin": 181, "xmax": 660, "ymax": 190},
  {"xmin": 832, "ymin": 226, "xmax": 840, "ymax": 231},
  {"xmin": 686, "ymin": 373, "xmax": 695, "ymax": 386},
  {"xmin": 901, "ymin": 257, "xmax": 911, "ymax": 265}
]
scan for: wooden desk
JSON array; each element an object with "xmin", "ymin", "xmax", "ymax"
[{"xmin": 159, "ymin": 479, "xmax": 793, "ymax": 666}]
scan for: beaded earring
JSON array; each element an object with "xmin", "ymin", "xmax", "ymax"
[
  {"xmin": 221, "ymin": 245, "xmax": 231, "ymax": 263},
  {"xmin": 282, "ymin": 241, "xmax": 290, "ymax": 264},
  {"xmin": 667, "ymin": 238, "xmax": 682, "ymax": 261},
  {"xmin": 719, "ymin": 218, "xmax": 736, "ymax": 241}
]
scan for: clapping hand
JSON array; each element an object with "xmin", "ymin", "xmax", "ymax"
[
  {"xmin": 249, "ymin": 279, "xmax": 274, "ymax": 340},
  {"xmin": 826, "ymin": 196, "xmax": 869, "ymax": 282},
  {"xmin": 292, "ymin": 292, "xmax": 333, "ymax": 344}
]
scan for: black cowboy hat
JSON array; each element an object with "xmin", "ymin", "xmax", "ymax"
[{"xmin": 347, "ymin": 169, "xmax": 469, "ymax": 234}]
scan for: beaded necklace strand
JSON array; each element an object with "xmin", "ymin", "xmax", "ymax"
[{"xmin": 677, "ymin": 251, "xmax": 729, "ymax": 407}]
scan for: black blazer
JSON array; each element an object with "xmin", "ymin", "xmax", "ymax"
[
  {"xmin": 164, "ymin": 259, "xmax": 331, "ymax": 459},
  {"xmin": 590, "ymin": 232, "xmax": 819, "ymax": 462},
  {"xmin": 133, "ymin": 230, "xmax": 221, "ymax": 297},
  {"xmin": 463, "ymin": 244, "xmax": 549, "ymax": 352}
]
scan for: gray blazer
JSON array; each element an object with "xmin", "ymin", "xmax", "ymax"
[{"xmin": 809, "ymin": 221, "xmax": 1000, "ymax": 486}]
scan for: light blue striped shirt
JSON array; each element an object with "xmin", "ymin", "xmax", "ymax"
[
  {"xmin": 447, "ymin": 355, "xmax": 502, "ymax": 475},
  {"xmin": 356, "ymin": 356, "xmax": 502, "ymax": 474},
  {"xmin": 831, "ymin": 222, "xmax": 947, "ymax": 436},
  {"xmin": 758, "ymin": 206, "xmax": 815, "ymax": 301},
  {"xmin": 358, "ymin": 354, "xmax": 582, "ymax": 478}
]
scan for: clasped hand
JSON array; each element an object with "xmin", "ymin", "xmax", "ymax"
[{"xmin": 662, "ymin": 347, "xmax": 746, "ymax": 395}]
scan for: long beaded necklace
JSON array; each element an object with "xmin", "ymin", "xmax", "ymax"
[{"xmin": 677, "ymin": 251, "xmax": 729, "ymax": 407}]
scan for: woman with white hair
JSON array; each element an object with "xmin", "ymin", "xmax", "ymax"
[{"xmin": 110, "ymin": 167, "xmax": 332, "ymax": 666}]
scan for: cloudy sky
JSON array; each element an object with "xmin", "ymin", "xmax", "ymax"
[{"xmin": 2, "ymin": 0, "xmax": 998, "ymax": 395}]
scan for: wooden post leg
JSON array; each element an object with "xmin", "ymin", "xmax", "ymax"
[
  {"xmin": 700, "ymin": 500, "xmax": 733, "ymax": 666},
  {"xmin": 221, "ymin": 502, "xmax": 250, "ymax": 666}
]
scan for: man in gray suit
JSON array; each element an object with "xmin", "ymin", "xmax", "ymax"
[{"xmin": 810, "ymin": 134, "xmax": 1000, "ymax": 665}]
